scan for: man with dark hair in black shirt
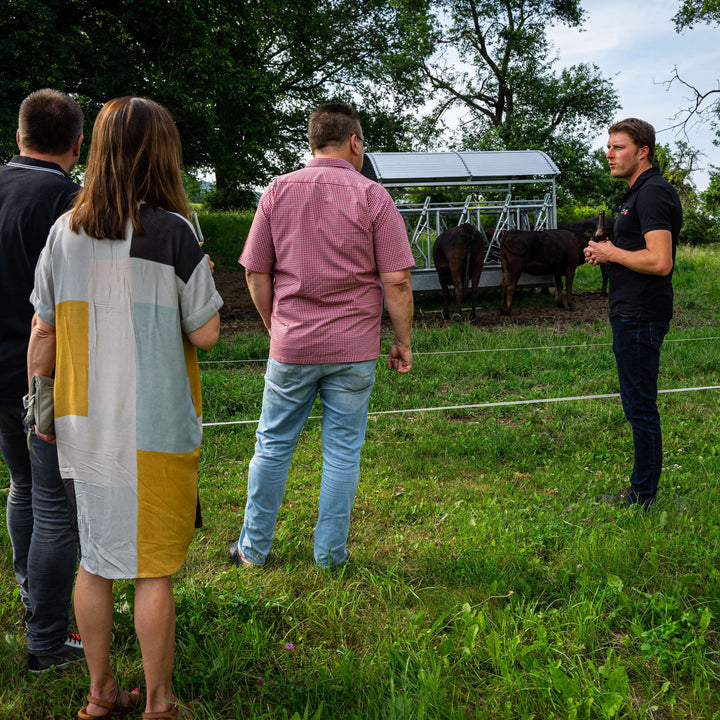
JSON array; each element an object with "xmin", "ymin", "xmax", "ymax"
[
  {"xmin": 585, "ymin": 117, "xmax": 683, "ymax": 510},
  {"xmin": 0, "ymin": 89, "xmax": 85, "ymax": 671}
]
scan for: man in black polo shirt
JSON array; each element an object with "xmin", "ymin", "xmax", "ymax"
[
  {"xmin": 0, "ymin": 89, "xmax": 85, "ymax": 671},
  {"xmin": 585, "ymin": 118, "xmax": 682, "ymax": 509}
]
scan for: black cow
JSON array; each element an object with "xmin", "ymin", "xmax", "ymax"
[
  {"xmin": 499, "ymin": 229, "xmax": 585, "ymax": 315},
  {"xmin": 433, "ymin": 223, "xmax": 488, "ymax": 320},
  {"xmin": 558, "ymin": 216, "xmax": 615, "ymax": 297}
]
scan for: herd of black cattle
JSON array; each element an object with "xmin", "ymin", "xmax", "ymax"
[{"xmin": 432, "ymin": 216, "xmax": 612, "ymax": 319}]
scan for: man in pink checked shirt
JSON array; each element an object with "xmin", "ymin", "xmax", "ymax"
[{"xmin": 230, "ymin": 103, "xmax": 414, "ymax": 569}]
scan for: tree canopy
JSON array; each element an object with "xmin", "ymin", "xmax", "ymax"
[
  {"xmin": 1, "ymin": 0, "xmax": 432, "ymax": 206},
  {"xmin": 2, "ymin": 0, "xmax": 619, "ymax": 208},
  {"xmin": 407, "ymin": 0, "xmax": 619, "ymax": 204}
]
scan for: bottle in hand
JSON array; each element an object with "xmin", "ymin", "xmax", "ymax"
[{"xmin": 593, "ymin": 210, "xmax": 608, "ymax": 243}]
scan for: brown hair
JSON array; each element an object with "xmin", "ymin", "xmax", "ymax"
[
  {"xmin": 18, "ymin": 89, "xmax": 84, "ymax": 155},
  {"xmin": 609, "ymin": 118, "xmax": 656, "ymax": 164},
  {"xmin": 70, "ymin": 97, "xmax": 189, "ymax": 239},
  {"xmin": 308, "ymin": 103, "xmax": 362, "ymax": 152}
]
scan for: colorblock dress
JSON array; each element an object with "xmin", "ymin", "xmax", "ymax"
[{"xmin": 31, "ymin": 204, "xmax": 223, "ymax": 579}]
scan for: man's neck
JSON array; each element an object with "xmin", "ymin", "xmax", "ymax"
[
  {"xmin": 20, "ymin": 151, "xmax": 74, "ymax": 174},
  {"xmin": 626, "ymin": 161, "xmax": 653, "ymax": 188}
]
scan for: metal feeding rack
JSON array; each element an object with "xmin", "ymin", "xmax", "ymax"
[{"xmin": 361, "ymin": 151, "xmax": 560, "ymax": 290}]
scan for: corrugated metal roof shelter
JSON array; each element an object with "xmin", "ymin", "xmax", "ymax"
[
  {"xmin": 361, "ymin": 151, "xmax": 561, "ymax": 290},
  {"xmin": 362, "ymin": 150, "xmax": 560, "ymax": 187}
]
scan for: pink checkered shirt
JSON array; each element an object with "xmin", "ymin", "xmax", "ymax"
[{"xmin": 239, "ymin": 158, "xmax": 414, "ymax": 364}]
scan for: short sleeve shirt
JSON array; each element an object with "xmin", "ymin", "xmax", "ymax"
[
  {"xmin": 0, "ymin": 156, "xmax": 79, "ymax": 405},
  {"xmin": 240, "ymin": 158, "xmax": 414, "ymax": 363},
  {"xmin": 608, "ymin": 167, "xmax": 682, "ymax": 321}
]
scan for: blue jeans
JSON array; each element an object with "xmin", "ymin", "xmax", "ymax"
[
  {"xmin": 238, "ymin": 358, "xmax": 377, "ymax": 568},
  {"xmin": 0, "ymin": 406, "xmax": 78, "ymax": 653},
  {"xmin": 610, "ymin": 318, "xmax": 670, "ymax": 507}
]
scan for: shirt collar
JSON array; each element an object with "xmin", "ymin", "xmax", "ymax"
[
  {"xmin": 7, "ymin": 154, "xmax": 71, "ymax": 178},
  {"xmin": 306, "ymin": 157, "xmax": 357, "ymax": 172}
]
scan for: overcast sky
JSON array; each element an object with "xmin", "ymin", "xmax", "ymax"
[{"xmin": 547, "ymin": 0, "xmax": 720, "ymax": 189}]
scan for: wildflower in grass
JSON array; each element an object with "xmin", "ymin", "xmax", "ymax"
[
  {"xmin": 285, "ymin": 642, "xmax": 295, "ymax": 651},
  {"xmin": 577, "ymin": 564, "xmax": 582, "ymax": 569},
  {"xmin": 451, "ymin": 553, "xmax": 456, "ymax": 558},
  {"xmin": 256, "ymin": 677, "xmax": 265, "ymax": 686},
  {"xmin": 454, "ymin": 528, "xmax": 458, "ymax": 532},
  {"xmin": 434, "ymin": 541, "xmax": 440, "ymax": 546}
]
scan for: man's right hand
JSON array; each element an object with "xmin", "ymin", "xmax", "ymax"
[{"xmin": 387, "ymin": 343, "xmax": 412, "ymax": 373}]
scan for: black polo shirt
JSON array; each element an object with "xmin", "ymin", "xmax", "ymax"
[
  {"xmin": 608, "ymin": 166, "xmax": 683, "ymax": 321},
  {"xmin": 0, "ymin": 155, "xmax": 79, "ymax": 406}
]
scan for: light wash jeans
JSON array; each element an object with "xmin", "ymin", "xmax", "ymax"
[
  {"xmin": 0, "ymin": 406, "xmax": 78, "ymax": 653},
  {"xmin": 238, "ymin": 358, "xmax": 377, "ymax": 568}
]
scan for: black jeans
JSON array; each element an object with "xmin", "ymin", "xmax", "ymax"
[{"xmin": 610, "ymin": 317, "xmax": 670, "ymax": 506}]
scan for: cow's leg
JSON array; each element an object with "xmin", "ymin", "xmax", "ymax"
[
  {"xmin": 501, "ymin": 269, "xmax": 520, "ymax": 316},
  {"xmin": 554, "ymin": 273, "xmax": 565, "ymax": 308},
  {"xmin": 468, "ymin": 257, "xmax": 483, "ymax": 321},
  {"xmin": 451, "ymin": 266, "xmax": 465, "ymax": 319},
  {"xmin": 566, "ymin": 266, "xmax": 576, "ymax": 310},
  {"xmin": 600, "ymin": 264, "xmax": 609, "ymax": 297}
]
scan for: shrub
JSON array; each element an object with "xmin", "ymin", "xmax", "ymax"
[
  {"xmin": 195, "ymin": 211, "xmax": 255, "ymax": 268},
  {"xmin": 678, "ymin": 207, "xmax": 720, "ymax": 245}
]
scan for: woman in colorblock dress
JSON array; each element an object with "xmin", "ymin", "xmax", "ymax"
[{"xmin": 28, "ymin": 97, "xmax": 222, "ymax": 720}]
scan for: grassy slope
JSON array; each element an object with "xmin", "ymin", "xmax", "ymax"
[{"xmin": 1, "ymin": 244, "xmax": 719, "ymax": 719}]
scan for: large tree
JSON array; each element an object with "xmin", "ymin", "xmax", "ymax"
[
  {"xmin": 411, "ymin": 0, "xmax": 619, "ymax": 202},
  {"xmin": 1, "ymin": 0, "xmax": 432, "ymax": 207}
]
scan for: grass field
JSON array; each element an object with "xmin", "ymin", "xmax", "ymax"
[{"xmin": 1, "ymin": 245, "xmax": 719, "ymax": 719}]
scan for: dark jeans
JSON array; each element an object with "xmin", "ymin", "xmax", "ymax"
[
  {"xmin": 0, "ymin": 405, "xmax": 78, "ymax": 653},
  {"xmin": 610, "ymin": 317, "xmax": 670, "ymax": 506}
]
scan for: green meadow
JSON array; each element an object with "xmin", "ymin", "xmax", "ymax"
[{"xmin": 1, "ymin": 243, "xmax": 719, "ymax": 719}]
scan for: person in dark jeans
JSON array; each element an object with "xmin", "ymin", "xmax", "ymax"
[
  {"xmin": 585, "ymin": 117, "xmax": 682, "ymax": 509},
  {"xmin": 0, "ymin": 89, "xmax": 84, "ymax": 671}
]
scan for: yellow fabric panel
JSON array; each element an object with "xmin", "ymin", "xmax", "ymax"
[
  {"xmin": 183, "ymin": 336, "xmax": 202, "ymax": 418},
  {"xmin": 55, "ymin": 301, "xmax": 89, "ymax": 418},
  {"xmin": 136, "ymin": 447, "xmax": 199, "ymax": 577}
]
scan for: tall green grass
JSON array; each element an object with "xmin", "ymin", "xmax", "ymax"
[{"xmin": 1, "ymin": 245, "xmax": 719, "ymax": 719}]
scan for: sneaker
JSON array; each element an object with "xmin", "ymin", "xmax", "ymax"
[
  {"xmin": 228, "ymin": 540, "xmax": 261, "ymax": 568},
  {"xmin": 27, "ymin": 632, "xmax": 85, "ymax": 674}
]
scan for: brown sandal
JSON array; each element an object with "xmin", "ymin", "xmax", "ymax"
[
  {"xmin": 142, "ymin": 700, "xmax": 195, "ymax": 719},
  {"xmin": 78, "ymin": 689, "xmax": 140, "ymax": 718},
  {"xmin": 141, "ymin": 708, "xmax": 180, "ymax": 719}
]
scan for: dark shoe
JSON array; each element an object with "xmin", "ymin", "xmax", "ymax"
[
  {"xmin": 597, "ymin": 487, "xmax": 632, "ymax": 504},
  {"xmin": 228, "ymin": 540, "xmax": 261, "ymax": 568},
  {"xmin": 627, "ymin": 493, "xmax": 657, "ymax": 511},
  {"xmin": 27, "ymin": 632, "xmax": 84, "ymax": 674}
]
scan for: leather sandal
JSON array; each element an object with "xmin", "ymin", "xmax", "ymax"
[
  {"xmin": 78, "ymin": 689, "xmax": 140, "ymax": 718},
  {"xmin": 142, "ymin": 707, "xmax": 184, "ymax": 719}
]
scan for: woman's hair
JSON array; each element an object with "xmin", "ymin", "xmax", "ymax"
[{"xmin": 70, "ymin": 97, "xmax": 189, "ymax": 239}]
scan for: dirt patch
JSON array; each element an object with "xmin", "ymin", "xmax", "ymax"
[{"xmin": 214, "ymin": 269, "xmax": 609, "ymax": 335}]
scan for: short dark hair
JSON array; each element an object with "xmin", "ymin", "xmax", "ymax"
[
  {"xmin": 608, "ymin": 118, "xmax": 656, "ymax": 164},
  {"xmin": 308, "ymin": 103, "xmax": 362, "ymax": 152},
  {"xmin": 18, "ymin": 89, "xmax": 84, "ymax": 155}
]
